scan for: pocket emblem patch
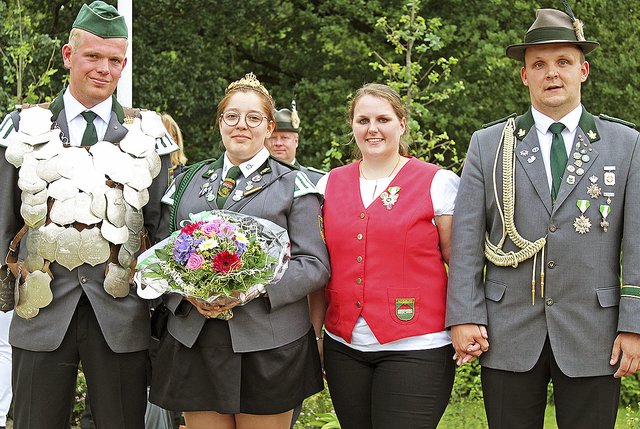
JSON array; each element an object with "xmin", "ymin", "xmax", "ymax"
[{"xmin": 395, "ymin": 298, "xmax": 415, "ymax": 321}]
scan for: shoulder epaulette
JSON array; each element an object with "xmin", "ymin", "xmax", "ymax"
[
  {"xmin": 123, "ymin": 106, "xmax": 141, "ymax": 119},
  {"xmin": 294, "ymin": 170, "xmax": 320, "ymax": 198},
  {"xmin": 482, "ymin": 113, "xmax": 517, "ymax": 129},
  {"xmin": 599, "ymin": 113, "xmax": 636, "ymax": 129},
  {"xmin": 270, "ymin": 155, "xmax": 299, "ymax": 170},
  {"xmin": 14, "ymin": 102, "xmax": 51, "ymax": 111},
  {"xmin": 0, "ymin": 114, "xmax": 15, "ymax": 142}
]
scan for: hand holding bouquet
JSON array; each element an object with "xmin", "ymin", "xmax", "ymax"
[{"xmin": 135, "ymin": 210, "xmax": 289, "ymax": 320}]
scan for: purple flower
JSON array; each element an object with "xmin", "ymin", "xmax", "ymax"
[
  {"xmin": 173, "ymin": 233, "xmax": 194, "ymax": 264},
  {"xmin": 235, "ymin": 240, "xmax": 247, "ymax": 256},
  {"xmin": 218, "ymin": 222, "xmax": 238, "ymax": 239}
]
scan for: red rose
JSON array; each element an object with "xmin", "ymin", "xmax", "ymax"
[
  {"xmin": 180, "ymin": 221, "xmax": 203, "ymax": 235},
  {"xmin": 212, "ymin": 250, "xmax": 242, "ymax": 273}
]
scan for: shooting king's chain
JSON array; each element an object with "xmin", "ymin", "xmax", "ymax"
[{"xmin": 3, "ymin": 107, "xmax": 167, "ymax": 318}]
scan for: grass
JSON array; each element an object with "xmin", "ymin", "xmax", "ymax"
[{"xmin": 295, "ymin": 389, "xmax": 640, "ymax": 429}]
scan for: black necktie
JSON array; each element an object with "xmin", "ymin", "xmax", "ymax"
[
  {"xmin": 216, "ymin": 166, "xmax": 242, "ymax": 208},
  {"xmin": 80, "ymin": 111, "xmax": 98, "ymax": 146},
  {"xmin": 549, "ymin": 122, "xmax": 567, "ymax": 202}
]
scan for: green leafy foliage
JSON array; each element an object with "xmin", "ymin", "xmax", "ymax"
[
  {"xmin": 308, "ymin": 412, "xmax": 341, "ymax": 428},
  {"xmin": 621, "ymin": 374, "xmax": 640, "ymax": 406},
  {"xmin": 0, "ymin": 0, "xmax": 60, "ymax": 112},
  {"xmin": 141, "ymin": 213, "xmax": 280, "ymax": 300},
  {"xmin": 366, "ymin": 0, "xmax": 463, "ymax": 171}
]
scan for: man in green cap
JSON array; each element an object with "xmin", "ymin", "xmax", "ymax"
[
  {"xmin": 266, "ymin": 103, "xmax": 326, "ymax": 185},
  {"xmin": 0, "ymin": 1, "xmax": 177, "ymax": 428},
  {"xmin": 446, "ymin": 5, "xmax": 640, "ymax": 428}
]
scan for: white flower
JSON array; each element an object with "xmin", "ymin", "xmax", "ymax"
[
  {"xmin": 199, "ymin": 238, "xmax": 219, "ymax": 251},
  {"xmin": 235, "ymin": 232, "xmax": 248, "ymax": 245}
]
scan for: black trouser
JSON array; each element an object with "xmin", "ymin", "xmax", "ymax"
[
  {"xmin": 12, "ymin": 295, "xmax": 148, "ymax": 429},
  {"xmin": 324, "ymin": 335, "xmax": 455, "ymax": 429},
  {"xmin": 481, "ymin": 337, "xmax": 620, "ymax": 429}
]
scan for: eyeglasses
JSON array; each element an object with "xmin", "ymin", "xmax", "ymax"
[{"xmin": 220, "ymin": 111, "xmax": 268, "ymax": 128}]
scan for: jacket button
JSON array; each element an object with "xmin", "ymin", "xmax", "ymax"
[
  {"xmin": 355, "ymin": 278, "xmax": 362, "ymax": 284},
  {"xmin": 545, "ymin": 298, "xmax": 554, "ymax": 306},
  {"xmin": 356, "ymin": 301, "xmax": 362, "ymax": 308},
  {"xmin": 357, "ymin": 233, "xmax": 363, "ymax": 240},
  {"xmin": 80, "ymin": 276, "xmax": 88, "ymax": 284},
  {"xmin": 359, "ymin": 212, "xmax": 365, "ymax": 219},
  {"xmin": 547, "ymin": 261, "xmax": 556, "ymax": 269},
  {"xmin": 548, "ymin": 224, "xmax": 557, "ymax": 232},
  {"xmin": 357, "ymin": 256, "xmax": 363, "ymax": 263}
]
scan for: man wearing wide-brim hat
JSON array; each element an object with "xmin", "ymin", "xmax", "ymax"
[
  {"xmin": 0, "ymin": 1, "xmax": 178, "ymax": 428},
  {"xmin": 447, "ymin": 5, "xmax": 640, "ymax": 428}
]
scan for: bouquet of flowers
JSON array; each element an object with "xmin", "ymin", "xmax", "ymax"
[{"xmin": 135, "ymin": 210, "xmax": 289, "ymax": 320}]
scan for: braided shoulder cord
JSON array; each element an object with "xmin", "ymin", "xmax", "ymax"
[
  {"xmin": 484, "ymin": 118, "xmax": 546, "ymax": 268},
  {"xmin": 168, "ymin": 160, "xmax": 209, "ymax": 233}
]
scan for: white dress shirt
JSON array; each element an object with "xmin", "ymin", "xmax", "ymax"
[
  {"xmin": 63, "ymin": 89, "xmax": 113, "ymax": 146},
  {"xmin": 531, "ymin": 105, "xmax": 582, "ymax": 192}
]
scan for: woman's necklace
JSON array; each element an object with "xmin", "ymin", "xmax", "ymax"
[{"xmin": 359, "ymin": 156, "xmax": 402, "ymax": 199}]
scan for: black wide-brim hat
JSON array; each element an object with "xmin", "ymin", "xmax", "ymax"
[{"xmin": 506, "ymin": 8, "xmax": 599, "ymax": 61}]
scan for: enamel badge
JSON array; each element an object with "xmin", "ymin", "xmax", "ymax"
[
  {"xmin": 586, "ymin": 175, "xmax": 601, "ymax": 199},
  {"xmin": 604, "ymin": 166, "xmax": 616, "ymax": 186},
  {"xmin": 380, "ymin": 186, "xmax": 400, "ymax": 210},
  {"xmin": 395, "ymin": 298, "xmax": 415, "ymax": 321}
]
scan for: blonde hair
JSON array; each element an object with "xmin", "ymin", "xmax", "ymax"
[
  {"xmin": 68, "ymin": 28, "xmax": 129, "ymax": 52},
  {"xmin": 348, "ymin": 83, "xmax": 409, "ymax": 157},
  {"xmin": 162, "ymin": 113, "xmax": 187, "ymax": 167}
]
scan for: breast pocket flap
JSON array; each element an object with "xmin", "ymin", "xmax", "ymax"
[
  {"xmin": 485, "ymin": 280, "xmax": 506, "ymax": 302},
  {"xmin": 596, "ymin": 286, "xmax": 620, "ymax": 308}
]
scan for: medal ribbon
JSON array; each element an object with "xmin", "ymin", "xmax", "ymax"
[
  {"xmin": 576, "ymin": 199, "xmax": 590, "ymax": 214},
  {"xmin": 388, "ymin": 186, "xmax": 400, "ymax": 195}
]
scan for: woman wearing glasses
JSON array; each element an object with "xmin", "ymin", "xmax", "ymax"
[{"xmin": 150, "ymin": 73, "xmax": 330, "ymax": 429}]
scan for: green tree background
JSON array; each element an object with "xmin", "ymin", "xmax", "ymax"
[{"xmin": 2, "ymin": 0, "xmax": 638, "ymax": 170}]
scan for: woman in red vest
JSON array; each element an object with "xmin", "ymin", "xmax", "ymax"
[{"xmin": 316, "ymin": 83, "xmax": 459, "ymax": 428}]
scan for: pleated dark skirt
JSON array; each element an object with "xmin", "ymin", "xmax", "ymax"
[{"xmin": 149, "ymin": 318, "xmax": 323, "ymax": 415}]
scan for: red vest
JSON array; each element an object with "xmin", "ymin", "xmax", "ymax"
[{"xmin": 323, "ymin": 158, "xmax": 448, "ymax": 344}]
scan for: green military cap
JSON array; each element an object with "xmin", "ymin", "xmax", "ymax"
[
  {"xmin": 72, "ymin": 1, "xmax": 128, "ymax": 39},
  {"xmin": 274, "ymin": 105, "xmax": 300, "ymax": 133},
  {"xmin": 506, "ymin": 8, "xmax": 598, "ymax": 61}
]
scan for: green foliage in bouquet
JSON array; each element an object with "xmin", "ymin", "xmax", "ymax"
[{"xmin": 141, "ymin": 212, "xmax": 281, "ymax": 301}]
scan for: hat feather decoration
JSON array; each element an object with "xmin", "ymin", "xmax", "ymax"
[
  {"xmin": 290, "ymin": 100, "xmax": 300, "ymax": 129},
  {"xmin": 562, "ymin": 0, "xmax": 586, "ymax": 42}
]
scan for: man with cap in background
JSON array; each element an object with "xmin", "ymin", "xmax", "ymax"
[
  {"xmin": 0, "ymin": 1, "xmax": 177, "ymax": 428},
  {"xmin": 446, "ymin": 4, "xmax": 640, "ymax": 428},
  {"xmin": 266, "ymin": 102, "xmax": 326, "ymax": 185}
]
